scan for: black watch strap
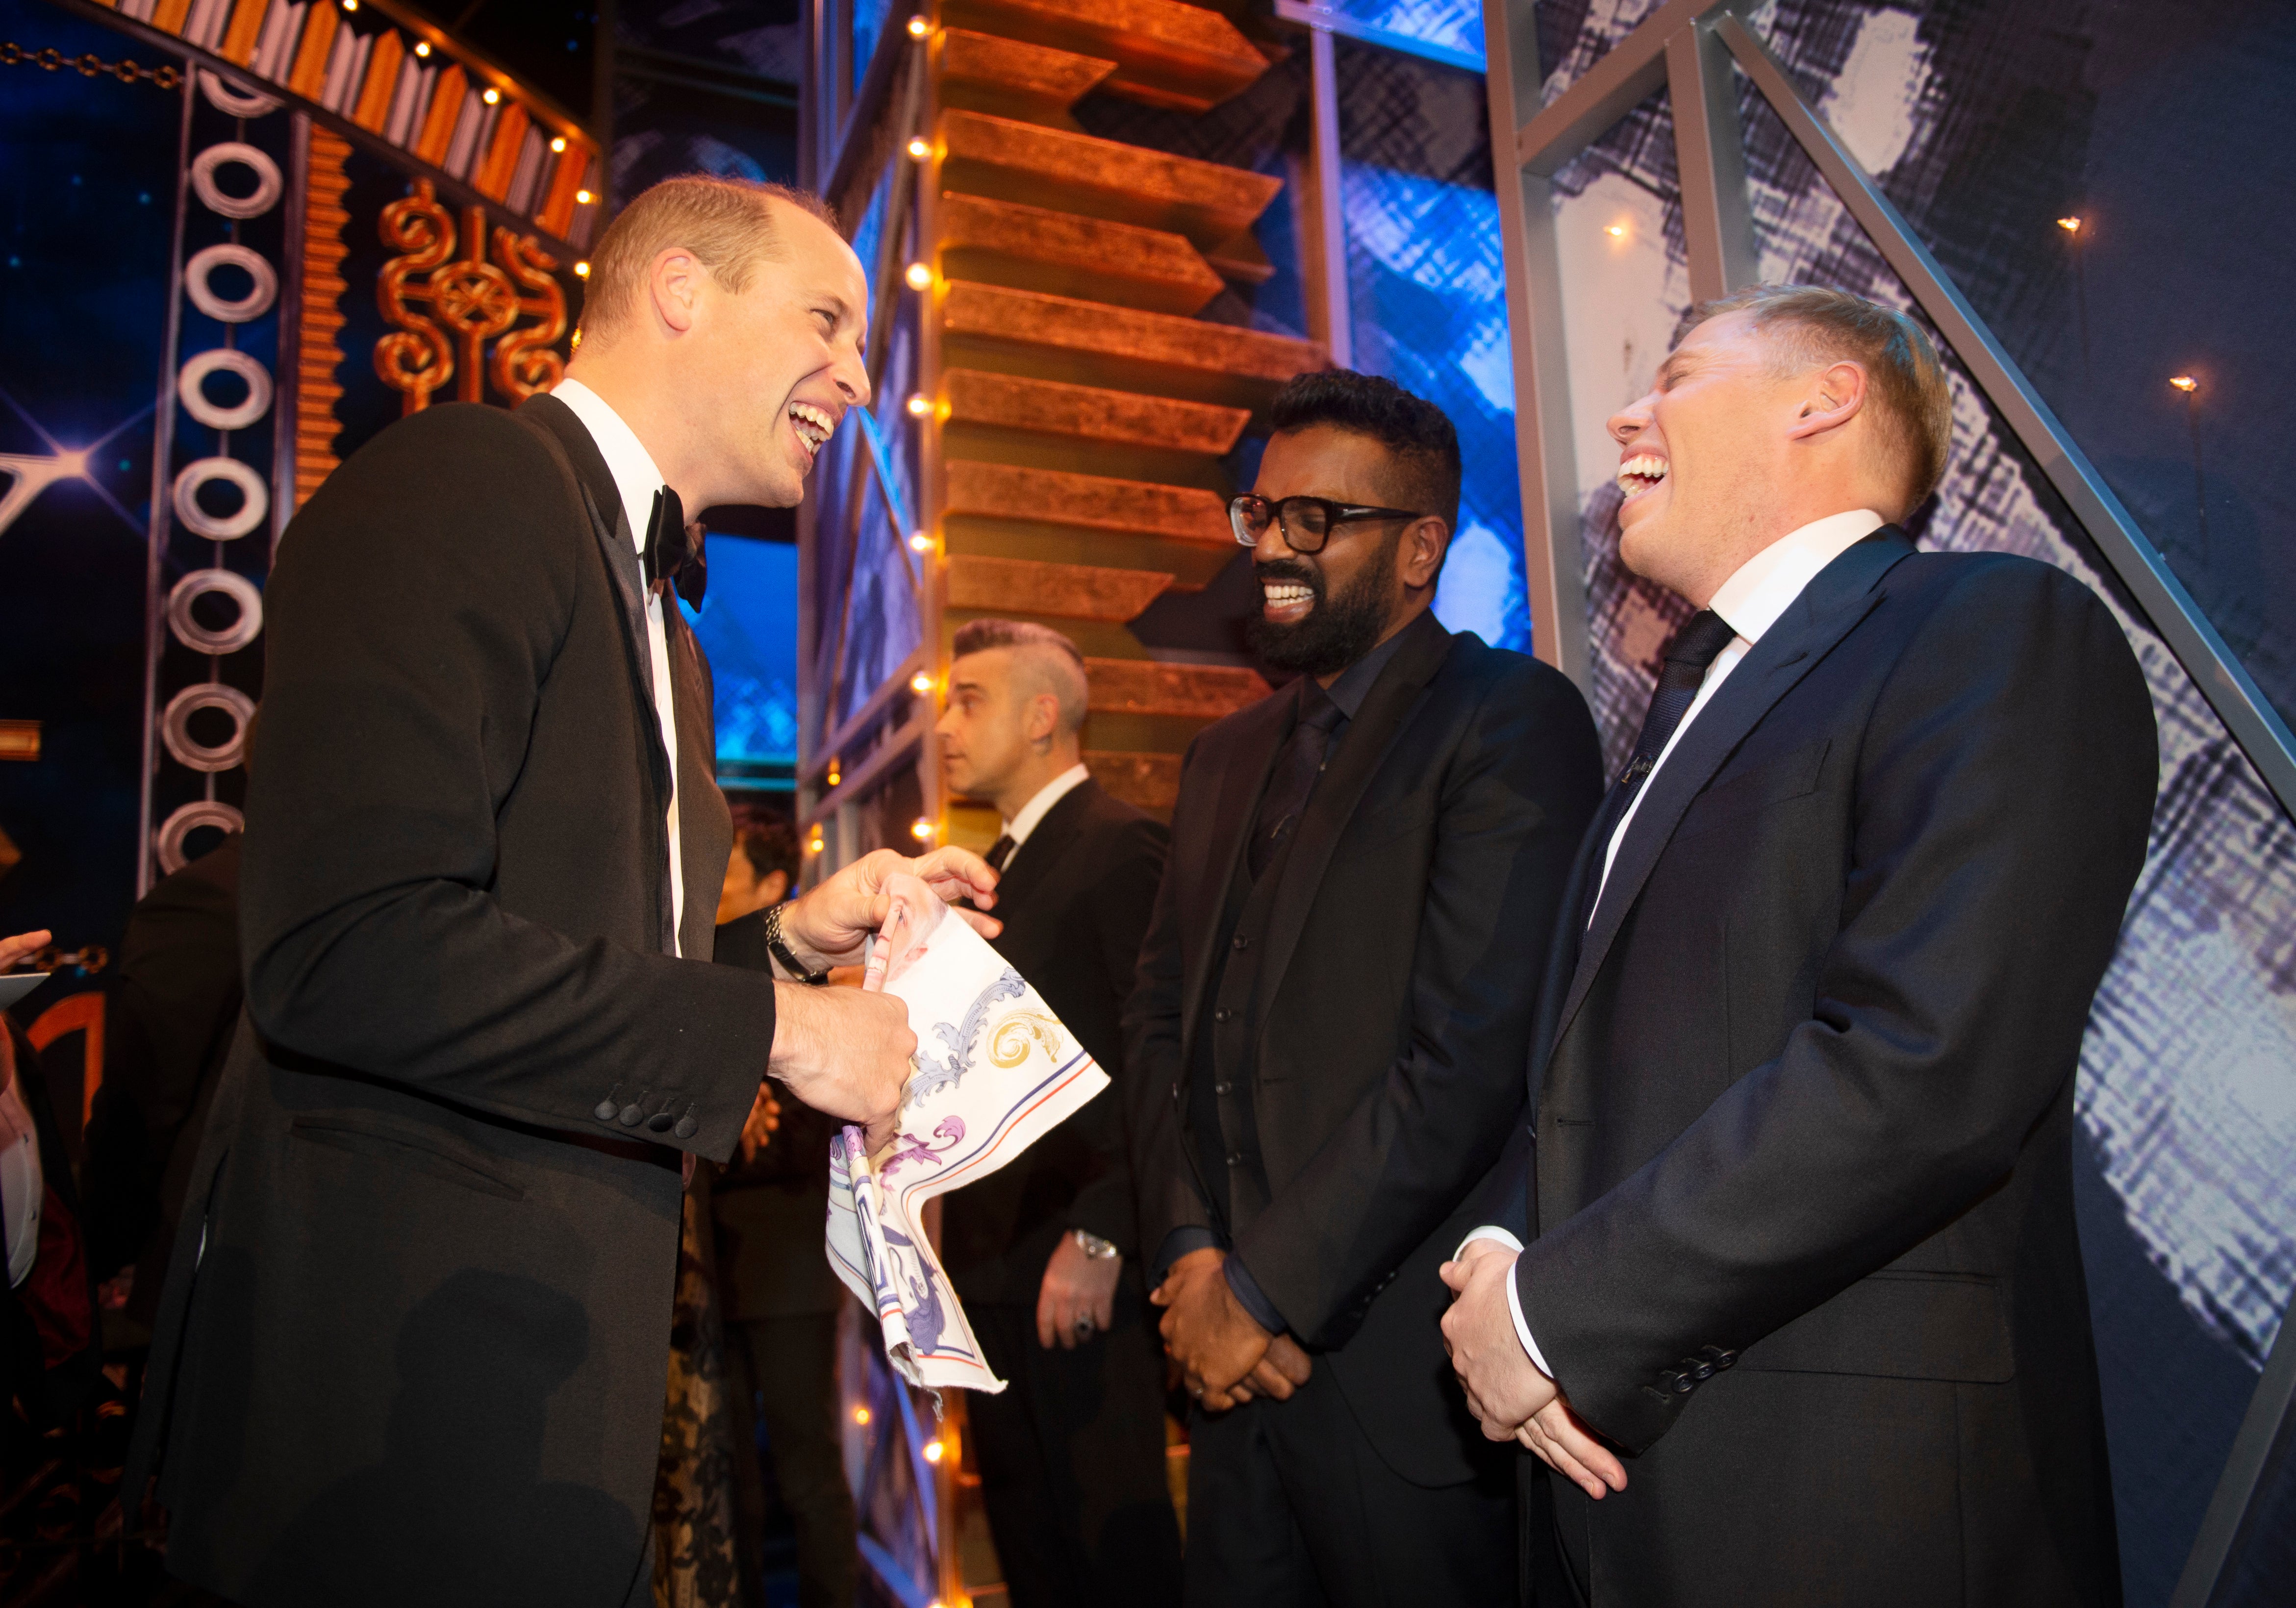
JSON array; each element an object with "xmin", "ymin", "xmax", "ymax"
[{"xmin": 762, "ymin": 904, "xmax": 831, "ymax": 985}]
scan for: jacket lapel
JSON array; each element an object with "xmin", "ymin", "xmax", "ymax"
[
  {"xmin": 1548, "ymin": 530, "xmax": 1915, "ymax": 1049},
  {"xmin": 1254, "ymin": 610, "xmax": 1455, "ymax": 1015},
  {"xmin": 1178, "ymin": 695, "xmax": 1291, "ymax": 1055},
  {"xmin": 995, "ymin": 781, "xmax": 1093, "ymax": 916},
  {"xmin": 668, "ymin": 604, "xmax": 729, "ymax": 961}
]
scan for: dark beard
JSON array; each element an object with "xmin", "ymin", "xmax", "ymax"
[{"xmin": 1245, "ymin": 533, "xmax": 1400, "ymax": 677}]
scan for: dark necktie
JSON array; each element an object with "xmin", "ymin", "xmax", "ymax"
[
  {"xmin": 1248, "ymin": 678, "xmax": 1347, "ymax": 881},
  {"xmin": 1577, "ymin": 608, "xmax": 1740, "ymax": 927},
  {"xmin": 643, "ymin": 486, "xmax": 706, "ymax": 608},
  {"xmin": 985, "ymin": 834, "xmax": 1017, "ymax": 875}
]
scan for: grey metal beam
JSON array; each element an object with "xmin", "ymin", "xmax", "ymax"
[
  {"xmin": 1483, "ymin": 0, "xmax": 1587, "ymax": 683},
  {"xmin": 1666, "ymin": 15, "xmax": 1758, "ymax": 302},
  {"xmin": 2173, "ymin": 1306, "xmax": 2296, "ymax": 1606},
  {"xmin": 1516, "ymin": 0, "xmax": 1724, "ymax": 177},
  {"xmin": 1303, "ymin": 24, "xmax": 1354, "ymax": 370},
  {"xmin": 1273, "ymin": 0, "xmax": 1485, "ymax": 75},
  {"xmin": 1716, "ymin": 12, "xmax": 2296, "ymax": 826}
]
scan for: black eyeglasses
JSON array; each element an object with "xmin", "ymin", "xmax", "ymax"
[{"xmin": 1228, "ymin": 494, "xmax": 1431, "ymax": 554}]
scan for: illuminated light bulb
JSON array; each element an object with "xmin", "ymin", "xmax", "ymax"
[
  {"xmin": 922, "ymin": 1438, "xmax": 946, "ymax": 1462},
  {"xmin": 2170, "ymin": 375, "xmax": 2196, "ymax": 393},
  {"xmin": 340, "ymin": 0, "xmax": 356, "ymax": 12},
  {"xmin": 904, "ymin": 261, "xmax": 933, "ymax": 291},
  {"xmin": 911, "ymin": 817, "xmax": 936, "ymax": 843},
  {"xmin": 414, "ymin": 39, "xmax": 431, "ymax": 56},
  {"xmin": 909, "ymin": 530, "xmax": 933, "ymax": 553},
  {"xmin": 551, "ymin": 135, "xmax": 567, "ymax": 153},
  {"xmin": 1604, "ymin": 223, "xmax": 1627, "ymax": 239},
  {"xmin": 482, "ymin": 86, "xmax": 501, "ymax": 104},
  {"xmin": 2057, "ymin": 216, "xmax": 2082, "ymax": 233},
  {"xmin": 576, "ymin": 189, "xmax": 594, "ymax": 205},
  {"xmin": 569, "ymin": 328, "xmax": 581, "ymax": 349},
  {"xmin": 906, "ymin": 14, "xmax": 930, "ymax": 37},
  {"xmin": 826, "ymin": 758, "xmax": 842, "ymax": 786},
  {"xmin": 853, "ymin": 1406, "xmax": 870, "ymax": 1425},
  {"xmin": 910, "ymin": 672, "xmax": 934, "ymax": 694},
  {"xmin": 573, "ymin": 260, "xmax": 590, "ymax": 277},
  {"xmin": 905, "ymin": 394, "xmax": 931, "ymax": 417},
  {"xmin": 907, "ymin": 137, "xmax": 931, "ymax": 161}
]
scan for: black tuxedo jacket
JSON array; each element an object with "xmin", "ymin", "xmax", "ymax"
[
  {"xmin": 940, "ymin": 778, "xmax": 1167, "ymax": 1306},
  {"xmin": 1127, "ymin": 612, "xmax": 1601, "ymax": 1485},
  {"xmin": 126, "ymin": 396, "xmax": 776, "ymax": 1608},
  {"xmin": 1505, "ymin": 532, "xmax": 2154, "ymax": 1605}
]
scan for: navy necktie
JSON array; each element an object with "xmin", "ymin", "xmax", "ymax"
[
  {"xmin": 1577, "ymin": 608, "xmax": 1739, "ymax": 927},
  {"xmin": 985, "ymin": 834, "xmax": 1017, "ymax": 875},
  {"xmin": 1248, "ymin": 678, "xmax": 1347, "ymax": 882}
]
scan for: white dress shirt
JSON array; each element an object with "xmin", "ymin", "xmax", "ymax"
[
  {"xmin": 550, "ymin": 378, "xmax": 690, "ymax": 955},
  {"xmin": 1, "ymin": 1042, "xmax": 42, "ymax": 1288},
  {"xmin": 1464, "ymin": 508, "xmax": 1886, "ymax": 1380},
  {"xmin": 1000, "ymin": 762, "xmax": 1091, "ymax": 856}
]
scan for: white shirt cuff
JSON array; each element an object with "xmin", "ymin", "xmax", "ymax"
[{"xmin": 1456, "ymin": 1224, "xmax": 1552, "ymax": 1381}]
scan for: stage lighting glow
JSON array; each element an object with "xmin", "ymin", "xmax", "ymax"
[
  {"xmin": 576, "ymin": 189, "xmax": 594, "ymax": 204},
  {"xmin": 906, "ymin": 15, "xmax": 930, "ymax": 37},
  {"xmin": 573, "ymin": 261, "xmax": 590, "ymax": 277},
  {"xmin": 551, "ymin": 136, "xmax": 567, "ymax": 153},
  {"xmin": 910, "ymin": 817, "xmax": 936, "ymax": 842},
  {"xmin": 1605, "ymin": 223, "xmax": 1627, "ymax": 238},
  {"xmin": 2057, "ymin": 216, "xmax": 2082, "ymax": 233},
  {"xmin": 905, "ymin": 394, "xmax": 930, "ymax": 417},
  {"xmin": 826, "ymin": 758, "xmax": 841, "ymax": 787},
  {"xmin": 853, "ymin": 1407, "xmax": 870, "ymax": 1425},
  {"xmin": 908, "ymin": 530, "xmax": 933, "ymax": 552},
  {"xmin": 482, "ymin": 87, "xmax": 501, "ymax": 104},
  {"xmin": 904, "ymin": 262, "xmax": 932, "ymax": 290},
  {"xmin": 907, "ymin": 138, "xmax": 931, "ymax": 161},
  {"xmin": 2170, "ymin": 375, "xmax": 2196, "ymax": 392},
  {"xmin": 922, "ymin": 1438, "xmax": 945, "ymax": 1461},
  {"xmin": 909, "ymin": 672, "xmax": 934, "ymax": 694},
  {"xmin": 340, "ymin": 0, "xmax": 356, "ymax": 11},
  {"xmin": 413, "ymin": 40, "xmax": 430, "ymax": 56}
]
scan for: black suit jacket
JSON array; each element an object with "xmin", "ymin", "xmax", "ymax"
[
  {"xmin": 126, "ymin": 395, "xmax": 776, "ymax": 1608},
  {"xmin": 940, "ymin": 778, "xmax": 1167, "ymax": 1307},
  {"xmin": 1506, "ymin": 532, "xmax": 2153, "ymax": 1606},
  {"xmin": 1127, "ymin": 612, "xmax": 1601, "ymax": 1485}
]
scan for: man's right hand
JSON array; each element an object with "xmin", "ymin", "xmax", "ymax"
[
  {"xmin": 767, "ymin": 982, "xmax": 914, "ymax": 1147},
  {"xmin": 0, "ymin": 930, "xmax": 50, "ymax": 972}
]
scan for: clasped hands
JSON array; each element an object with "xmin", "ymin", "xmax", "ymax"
[
  {"xmin": 1438, "ymin": 1239, "xmax": 1627, "ymax": 1501},
  {"xmin": 1152, "ymin": 1247, "xmax": 1311, "ymax": 1410},
  {"xmin": 764, "ymin": 848, "xmax": 1000, "ymax": 1149}
]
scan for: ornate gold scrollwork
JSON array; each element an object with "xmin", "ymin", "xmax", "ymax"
[{"xmin": 375, "ymin": 180, "xmax": 570, "ymax": 416}]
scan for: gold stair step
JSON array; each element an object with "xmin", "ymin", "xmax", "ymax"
[
  {"xmin": 941, "ymin": 27, "xmax": 1115, "ymax": 113},
  {"xmin": 941, "ymin": 281, "xmax": 1325, "ymax": 405},
  {"xmin": 944, "ymin": 461, "xmax": 1234, "ymax": 545},
  {"xmin": 1085, "ymin": 750, "xmax": 1183, "ymax": 813},
  {"xmin": 942, "ymin": 0, "xmax": 1267, "ymax": 113},
  {"xmin": 945, "ymin": 369, "xmax": 1249, "ymax": 455},
  {"xmin": 939, "ymin": 109, "xmax": 1281, "ymax": 249},
  {"xmin": 939, "ymin": 194, "xmax": 1226, "ymax": 316},
  {"xmin": 1086, "ymin": 657, "xmax": 1268, "ymax": 719},
  {"xmin": 945, "ymin": 554, "xmax": 1175, "ymax": 622}
]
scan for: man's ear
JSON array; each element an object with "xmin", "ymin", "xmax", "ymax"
[
  {"xmin": 648, "ymin": 247, "xmax": 704, "ymax": 335},
  {"xmin": 1787, "ymin": 359, "xmax": 1867, "ymax": 442},
  {"xmin": 1400, "ymin": 516, "xmax": 1451, "ymax": 592},
  {"xmin": 1023, "ymin": 690, "xmax": 1059, "ymax": 747}
]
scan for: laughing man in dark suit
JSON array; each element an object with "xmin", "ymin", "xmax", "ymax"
[
  {"xmin": 1442, "ymin": 286, "xmax": 2156, "ymax": 1607},
  {"xmin": 1128, "ymin": 372, "xmax": 1603, "ymax": 1607},
  {"xmin": 932, "ymin": 618, "xmax": 1182, "ymax": 1608}
]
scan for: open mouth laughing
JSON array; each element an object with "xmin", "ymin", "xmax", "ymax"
[
  {"xmin": 1616, "ymin": 452, "xmax": 1667, "ymax": 500},
  {"xmin": 789, "ymin": 401, "xmax": 837, "ymax": 463},
  {"xmin": 1261, "ymin": 576, "xmax": 1316, "ymax": 625}
]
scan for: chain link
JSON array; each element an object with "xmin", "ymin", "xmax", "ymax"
[{"xmin": 0, "ymin": 40, "xmax": 184, "ymax": 90}]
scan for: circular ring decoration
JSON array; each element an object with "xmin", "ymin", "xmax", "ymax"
[
  {"xmin": 161, "ymin": 682, "xmax": 257, "ymax": 773},
  {"xmin": 166, "ymin": 567, "xmax": 264, "ymax": 655},
  {"xmin": 190, "ymin": 140, "xmax": 281, "ymax": 219},
  {"xmin": 171, "ymin": 456, "xmax": 270, "ymax": 541},
  {"xmin": 156, "ymin": 800, "xmax": 245, "ymax": 876},
  {"xmin": 184, "ymin": 243, "xmax": 277, "ymax": 323},
  {"xmin": 198, "ymin": 69, "xmax": 279, "ymax": 118},
  {"xmin": 177, "ymin": 348, "xmax": 272, "ymax": 431}
]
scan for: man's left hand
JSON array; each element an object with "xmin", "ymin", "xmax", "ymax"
[
  {"xmin": 1152, "ymin": 1247, "xmax": 1275, "ymax": 1409},
  {"xmin": 1438, "ymin": 1245, "xmax": 1626, "ymax": 1500},
  {"xmin": 1036, "ymin": 1233, "xmax": 1121, "ymax": 1350},
  {"xmin": 779, "ymin": 848, "xmax": 1001, "ymax": 968}
]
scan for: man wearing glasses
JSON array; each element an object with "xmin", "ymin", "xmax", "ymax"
[{"xmin": 1125, "ymin": 371, "xmax": 1602, "ymax": 1606}]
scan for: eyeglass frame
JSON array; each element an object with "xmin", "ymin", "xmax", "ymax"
[{"xmin": 1227, "ymin": 493, "xmax": 1437, "ymax": 555}]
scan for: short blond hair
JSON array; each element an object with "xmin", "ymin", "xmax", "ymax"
[
  {"xmin": 579, "ymin": 175, "xmax": 838, "ymax": 341},
  {"xmin": 1688, "ymin": 284, "xmax": 1954, "ymax": 515},
  {"xmin": 951, "ymin": 619, "xmax": 1089, "ymax": 735}
]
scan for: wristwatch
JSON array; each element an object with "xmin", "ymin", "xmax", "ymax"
[
  {"xmin": 1073, "ymin": 1230, "xmax": 1120, "ymax": 1261},
  {"xmin": 762, "ymin": 903, "xmax": 831, "ymax": 985}
]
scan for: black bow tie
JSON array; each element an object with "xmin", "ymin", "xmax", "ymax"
[{"xmin": 642, "ymin": 486, "xmax": 706, "ymax": 609}]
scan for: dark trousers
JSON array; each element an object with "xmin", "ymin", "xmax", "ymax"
[
  {"xmin": 722, "ymin": 1315, "xmax": 858, "ymax": 1608},
  {"xmin": 1184, "ymin": 1363, "xmax": 1515, "ymax": 1608},
  {"xmin": 966, "ymin": 1277, "xmax": 1182, "ymax": 1608}
]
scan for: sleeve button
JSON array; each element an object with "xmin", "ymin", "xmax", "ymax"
[
  {"xmin": 618, "ymin": 1103, "xmax": 644, "ymax": 1127},
  {"xmin": 648, "ymin": 1111, "xmax": 675, "ymax": 1133},
  {"xmin": 674, "ymin": 1116, "xmax": 698, "ymax": 1140},
  {"xmin": 594, "ymin": 1100, "xmax": 619, "ymax": 1122}
]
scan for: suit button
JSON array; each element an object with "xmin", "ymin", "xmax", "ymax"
[
  {"xmin": 1213, "ymin": 1007, "xmax": 1233, "ymax": 1024},
  {"xmin": 673, "ymin": 1116, "xmax": 698, "ymax": 1140},
  {"xmin": 1700, "ymin": 1345, "xmax": 1736, "ymax": 1371},
  {"xmin": 619, "ymin": 1103, "xmax": 643, "ymax": 1127},
  {"xmin": 1689, "ymin": 1361, "xmax": 1715, "ymax": 1381},
  {"xmin": 1226, "ymin": 1151, "xmax": 1244, "ymax": 1167},
  {"xmin": 1232, "ymin": 935, "xmax": 1249, "ymax": 951},
  {"xmin": 648, "ymin": 1111, "xmax": 675, "ymax": 1132},
  {"xmin": 594, "ymin": 1099, "xmax": 619, "ymax": 1122},
  {"xmin": 1213, "ymin": 1080, "xmax": 1232, "ymax": 1095},
  {"xmin": 1670, "ymin": 1373, "xmax": 1695, "ymax": 1395}
]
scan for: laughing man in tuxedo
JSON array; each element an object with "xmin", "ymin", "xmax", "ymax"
[
  {"xmin": 126, "ymin": 176, "xmax": 1000, "ymax": 1608},
  {"xmin": 1441, "ymin": 286, "xmax": 2157, "ymax": 1607},
  {"xmin": 1129, "ymin": 371, "xmax": 1602, "ymax": 1607}
]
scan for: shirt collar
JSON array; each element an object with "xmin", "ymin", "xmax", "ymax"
[
  {"xmin": 1707, "ymin": 509, "xmax": 1886, "ymax": 646},
  {"xmin": 1320, "ymin": 605, "xmax": 1434, "ymax": 723},
  {"xmin": 551, "ymin": 377, "xmax": 666, "ymax": 553},
  {"xmin": 1002, "ymin": 762, "xmax": 1091, "ymax": 849}
]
